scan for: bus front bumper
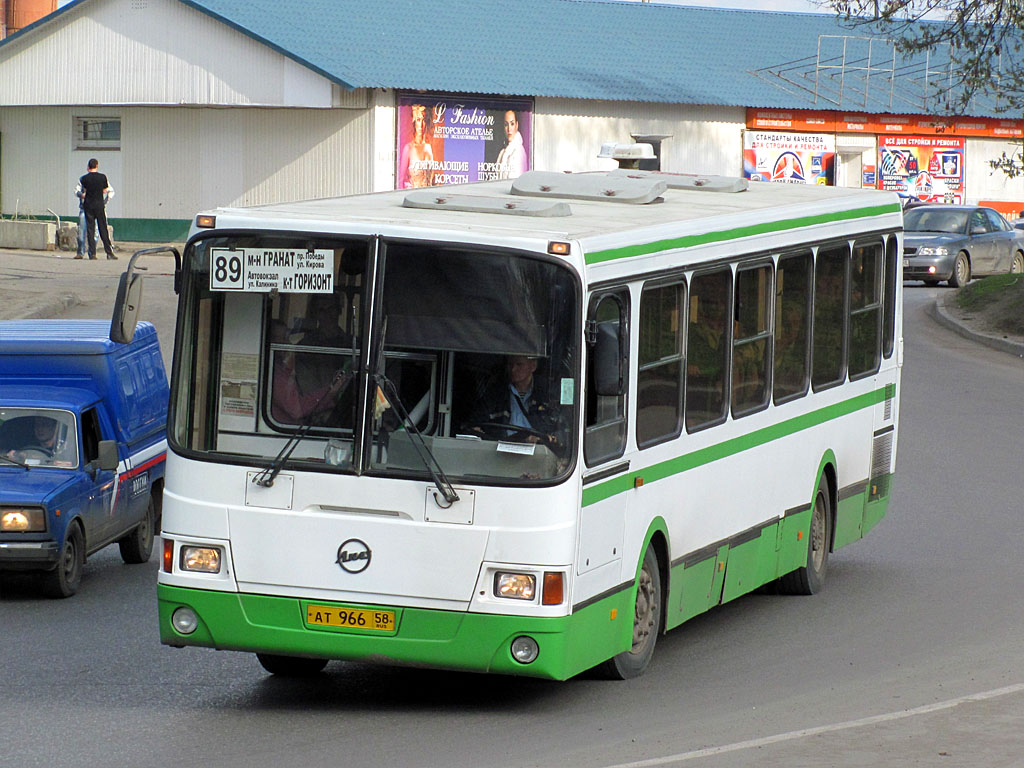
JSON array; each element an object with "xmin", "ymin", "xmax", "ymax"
[{"xmin": 158, "ymin": 584, "xmax": 631, "ymax": 681}]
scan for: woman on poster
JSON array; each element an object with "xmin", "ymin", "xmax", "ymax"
[{"xmin": 399, "ymin": 104, "xmax": 435, "ymax": 188}]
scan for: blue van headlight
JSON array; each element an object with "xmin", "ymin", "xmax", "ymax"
[{"xmin": 1, "ymin": 507, "xmax": 45, "ymax": 532}]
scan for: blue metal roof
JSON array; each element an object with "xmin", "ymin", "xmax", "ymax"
[{"xmin": 3, "ymin": 0, "xmax": 1012, "ymax": 117}]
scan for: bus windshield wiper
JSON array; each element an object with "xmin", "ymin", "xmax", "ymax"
[
  {"xmin": 0, "ymin": 454, "xmax": 30, "ymax": 470},
  {"xmin": 374, "ymin": 372, "xmax": 459, "ymax": 507},
  {"xmin": 252, "ymin": 368, "xmax": 353, "ymax": 488}
]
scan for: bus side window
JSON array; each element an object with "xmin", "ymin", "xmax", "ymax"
[
  {"xmin": 882, "ymin": 234, "xmax": 898, "ymax": 359},
  {"xmin": 732, "ymin": 262, "xmax": 773, "ymax": 417},
  {"xmin": 849, "ymin": 239, "xmax": 883, "ymax": 379},
  {"xmin": 685, "ymin": 268, "xmax": 731, "ymax": 431},
  {"xmin": 585, "ymin": 290, "xmax": 629, "ymax": 466},
  {"xmin": 637, "ymin": 279, "xmax": 684, "ymax": 447},
  {"xmin": 811, "ymin": 243, "xmax": 849, "ymax": 391},
  {"xmin": 774, "ymin": 251, "xmax": 812, "ymax": 404}
]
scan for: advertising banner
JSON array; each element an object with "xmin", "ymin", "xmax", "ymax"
[
  {"xmin": 743, "ymin": 132, "xmax": 835, "ymax": 185},
  {"xmin": 878, "ymin": 135, "xmax": 965, "ymax": 203},
  {"xmin": 396, "ymin": 94, "xmax": 533, "ymax": 189}
]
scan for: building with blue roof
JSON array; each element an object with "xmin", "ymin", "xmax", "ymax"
[{"xmin": 1, "ymin": 0, "xmax": 1022, "ymax": 241}]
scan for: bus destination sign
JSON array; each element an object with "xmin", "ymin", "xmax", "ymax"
[{"xmin": 209, "ymin": 247, "xmax": 335, "ymax": 293}]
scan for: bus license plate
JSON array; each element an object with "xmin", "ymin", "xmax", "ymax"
[{"xmin": 306, "ymin": 604, "xmax": 396, "ymax": 632}]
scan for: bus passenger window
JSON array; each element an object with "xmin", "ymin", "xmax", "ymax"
[
  {"xmin": 685, "ymin": 269, "xmax": 731, "ymax": 431},
  {"xmin": 732, "ymin": 264, "xmax": 772, "ymax": 416},
  {"xmin": 637, "ymin": 281, "xmax": 684, "ymax": 446},
  {"xmin": 849, "ymin": 240, "xmax": 883, "ymax": 379},
  {"xmin": 883, "ymin": 235, "xmax": 898, "ymax": 359},
  {"xmin": 811, "ymin": 244, "xmax": 849, "ymax": 391},
  {"xmin": 585, "ymin": 291, "xmax": 628, "ymax": 466},
  {"xmin": 774, "ymin": 252, "xmax": 812, "ymax": 403}
]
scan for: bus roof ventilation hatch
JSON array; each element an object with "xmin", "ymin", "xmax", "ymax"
[
  {"xmin": 510, "ymin": 171, "xmax": 667, "ymax": 205},
  {"xmin": 607, "ymin": 169, "xmax": 749, "ymax": 193},
  {"xmin": 402, "ymin": 189, "xmax": 572, "ymax": 217}
]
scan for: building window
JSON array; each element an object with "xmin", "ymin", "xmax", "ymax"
[{"xmin": 73, "ymin": 117, "xmax": 121, "ymax": 151}]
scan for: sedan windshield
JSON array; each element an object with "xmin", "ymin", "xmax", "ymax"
[
  {"xmin": 170, "ymin": 235, "xmax": 579, "ymax": 485},
  {"xmin": 904, "ymin": 208, "xmax": 968, "ymax": 234}
]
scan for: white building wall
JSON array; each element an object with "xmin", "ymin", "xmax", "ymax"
[
  {"xmin": 0, "ymin": 0, "xmax": 335, "ymax": 106},
  {"xmin": 965, "ymin": 138, "xmax": 1024, "ymax": 205},
  {"xmin": 0, "ymin": 105, "xmax": 374, "ymax": 220},
  {"xmin": 534, "ymin": 98, "xmax": 745, "ymax": 176}
]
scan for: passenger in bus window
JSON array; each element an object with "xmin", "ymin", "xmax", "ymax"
[
  {"xmin": 269, "ymin": 321, "xmax": 347, "ymax": 426},
  {"xmin": 465, "ymin": 355, "xmax": 559, "ymax": 443}
]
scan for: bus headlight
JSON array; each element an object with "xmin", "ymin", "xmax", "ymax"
[
  {"xmin": 510, "ymin": 636, "xmax": 539, "ymax": 664},
  {"xmin": 180, "ymin": 546, "xmax": 222, "ymax": 573},
  {"xmin": 1, "ymin": 507, "xmax": 45, "ymax": 532},
  {"xmin": 494, "ymin": 572, "xmax": 536, "ymax": 600},
  {"xmin": 171, "ymin": 607, "xmax": 199, "ymax": 634}
]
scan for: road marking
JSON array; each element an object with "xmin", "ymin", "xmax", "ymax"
[{"xmin": 604, "ymin": 682, "xmax": 1024, "ymax": 767}]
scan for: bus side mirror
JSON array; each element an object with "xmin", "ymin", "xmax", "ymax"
[
  {"xmin": 110, "ymin": 271, "xmax": 143, "ymax": 344},
  {"xmin": 97, "ymin": 440, "xmax": 119, "ymax": 472},
  {"xmin": 592, "ymin": 320, "xmax": 625, "ymax": 397}
]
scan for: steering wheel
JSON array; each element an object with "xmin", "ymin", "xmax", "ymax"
[
  {"xmin": 467, "ymin": 423, "xmax": 566, "ymax": 457},
  {"xmin": 18, "ymin": 445, "xmax": 54, "ymax": 460}
]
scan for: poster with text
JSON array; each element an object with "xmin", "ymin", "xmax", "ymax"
[
  {"xmin": 396, "ymin": 94, "xmax": 533, "ymax": 189},
  {"xmin": 743, "ymin": 132, "xmax": 835, "ymax": 185},
  {"xmin": 878, "ymin": 135, "xmax": 965, "ymax": 204}
]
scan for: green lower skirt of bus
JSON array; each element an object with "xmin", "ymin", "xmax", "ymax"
[{"xmin": 158, "ymin": 584, "xmax": 634, "ymax": 681}]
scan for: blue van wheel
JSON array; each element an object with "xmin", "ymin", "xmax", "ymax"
[
  {"xmin": 41, "ymin": 523, "xmax": 83, "ymax": 598},
  {"xmin": 119, "ymin": 496, "xmax": 155, "ymax": 564}
]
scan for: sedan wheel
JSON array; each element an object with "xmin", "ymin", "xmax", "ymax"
[
  {"xmin": 1012, "ymin": 252, "xmax": 1024, "ymax": 274},
  {"xmin": 949, "ymin": 252, "xmax": 971, "ymax": 287}
]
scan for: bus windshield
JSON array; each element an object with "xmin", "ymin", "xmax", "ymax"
[{"xmin": 170, "ymin": 235, "xmax": 579, "ymax": 484}]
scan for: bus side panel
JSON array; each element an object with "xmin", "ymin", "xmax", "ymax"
[
  {"xmin": 776, "ymin": 508, "xmax": 812, "ymax": 579},
  {"xmin": 862, "ymin": 478, "xmax": 893, "ymax": 537},
  {"xmin": 669, "ymin": 558, "xmax": 718, "ymax": 629},
  {"xmin": 721, "ymin": 526, "xmax": 777, "ymax": 604},
  {"xmin": 833, "ymin": 485, "xmax": 867, "ymax": 550}
]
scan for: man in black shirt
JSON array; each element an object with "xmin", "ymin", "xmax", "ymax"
[{"xmin": 79, "ymin": 158, "xmax": 116, "ymax": 260}]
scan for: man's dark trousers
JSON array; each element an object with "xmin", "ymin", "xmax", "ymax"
[{"xmin": 84, "ymin": 205, "xmax": 115, "ymax": 259}]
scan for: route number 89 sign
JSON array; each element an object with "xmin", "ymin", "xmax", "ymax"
[{"xmin": 209, "ymin": 247, "xmax": 335, "ymax": 293}]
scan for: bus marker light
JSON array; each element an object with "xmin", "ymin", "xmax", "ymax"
[
  {"xmin": 163, "ymin": 538, "xmax": 174, "ymax": 572},
  {"xmin": 195, "ymin": 215, "xmax": 216, "ymax": 228},
  {"xmin": 610, "ymin": 609, "xmax": 618, "ymax": 620},
  {"xmin": 495, "ymin": 572, "xmax": 536, "ymax": 600},
  {"xmin": 547, "ymin": 241, "xmax": 570, "ymax": 256},
  {"xmin": 511, "ymin": 636, "xmax": 539, "ymax": 664},
  {"xmin": 181, "ymin": 546, "xmax": 222, "ymax": 574},
  {"xmin": 542, "ymin": 572, "xmax": 564, "ymax": 605},
  {"xmin": 797, "ymin": 531, "xmax": 804, "ymax": 541},
  {"xmin": 171, "ymin": 607, "xmax": 198, "ymax": 635},
  {"xmin": 634, "ymin": 477, "xmax": 644, "ymax": 488}
]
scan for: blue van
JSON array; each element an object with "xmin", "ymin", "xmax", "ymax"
[{"xmin": 0, "ymin": 320, "xmax": 168, "ymax": 597}]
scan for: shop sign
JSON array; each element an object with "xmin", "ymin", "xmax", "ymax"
[
  {"xmin": 396, "ymin": 94, "xmax": 533, "ymax": 189},
  {"xmin": 743, "ymin": 132, "xmax": 835, "ymax": 185},
  {"xmin": 878, "ymin": 135, "xmax": 965, "ymax": 203}
]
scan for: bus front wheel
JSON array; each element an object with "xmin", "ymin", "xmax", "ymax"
[
  {"xmin": 778, "ymin": 485, "xmax": 831, "ymax": 595},
  {"xmin": 256, "ymin": 653, "xmax": 328, "ymax": 676},
  {"xmin": 598, "ymin": 544, "xmax": 661, "ymax": 680}
]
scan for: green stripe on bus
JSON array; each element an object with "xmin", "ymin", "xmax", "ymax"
[
  {"xmin": 584, "ymin": 203, "xmax": 900, "ymax": 265},
  {"xmin": 582, "ymin": 386, "xmax": 891, "ymax": 507}
]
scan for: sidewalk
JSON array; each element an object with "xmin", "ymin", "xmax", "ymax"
[{"xmin": 0, "ymin": 242, "xmax": 182, "ymax": 322}]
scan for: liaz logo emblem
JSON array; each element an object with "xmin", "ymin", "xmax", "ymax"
[{"xmin": 336, "ymin": 539, "xmax": 371, "ymax": 574}]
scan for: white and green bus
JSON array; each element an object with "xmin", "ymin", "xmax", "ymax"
[{"xmin": 143, "ymin": 167, "xmax": 902, "ymax": 680}]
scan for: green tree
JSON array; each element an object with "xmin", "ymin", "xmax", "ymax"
[{"xmin": 829, "ymin": 0, "xmax": 1024, "ymax": 176}]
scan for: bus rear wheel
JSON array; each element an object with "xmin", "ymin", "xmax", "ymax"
[
  {"xmin": 598, "ymin": 544, "xmax": 661, "ymax": 680},
  {"xmin": 256, "ymin": 653, "xmax": 328, "ymax": 676},
  {"xmin": 778, "ymin": 485, "xmax": 831, "ymax": 595}
]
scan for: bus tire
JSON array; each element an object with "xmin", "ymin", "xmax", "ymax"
[
  {"xmin": 598, "ymin": 544, "xmax": 661, "ymax": 680},
  {"xmin": 256, "ymin": 653, "xmax": 328, "ymax": 676},
  {"xmin": 778, "ymin": 485, "xmax": 831, "ymax": 596},
  {"xmin": 41, "ymin": 522, "xmax": 84, "ymax": 598},
  {"xmin": 119, "ymin": 495, "xmax": 155, "ymax": 564}
]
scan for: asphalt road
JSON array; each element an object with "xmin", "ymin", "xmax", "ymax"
[{"xmin": 2, "ymin": 273, "xmax": 1023, "ymax": 768}]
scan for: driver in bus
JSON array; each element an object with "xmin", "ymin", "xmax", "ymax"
[{"xmin": 465, "ymin": 355, "xmax": 560, "ymax": 444}]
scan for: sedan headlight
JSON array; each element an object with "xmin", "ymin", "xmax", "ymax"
[
  {"xmin": 494, "ymin": 572, "xmax": 536, "ymax": 600},
  {"xmin": 180, "ymin": 546, "xmax": 222, "ymax": 573},
  {"xmin": 1, "ymin": 507, "xmax": 45, "ymax": 532},
  {"xmin": 915, "ymin": 246, "xmax": 949, "ymax": 256}
]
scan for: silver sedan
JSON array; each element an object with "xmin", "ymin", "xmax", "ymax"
[{"xmin": 903, "ymin": 205, "xmax": 1024, "ymax": 287}]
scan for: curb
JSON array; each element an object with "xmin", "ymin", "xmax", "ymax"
[
  {"xmin": 23, "ymin": 293, "xmax": 81, "ymax": 320},
  {"xmin": 930, "ymin": 294, "xmax": 1024, "ymax": 359}
]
